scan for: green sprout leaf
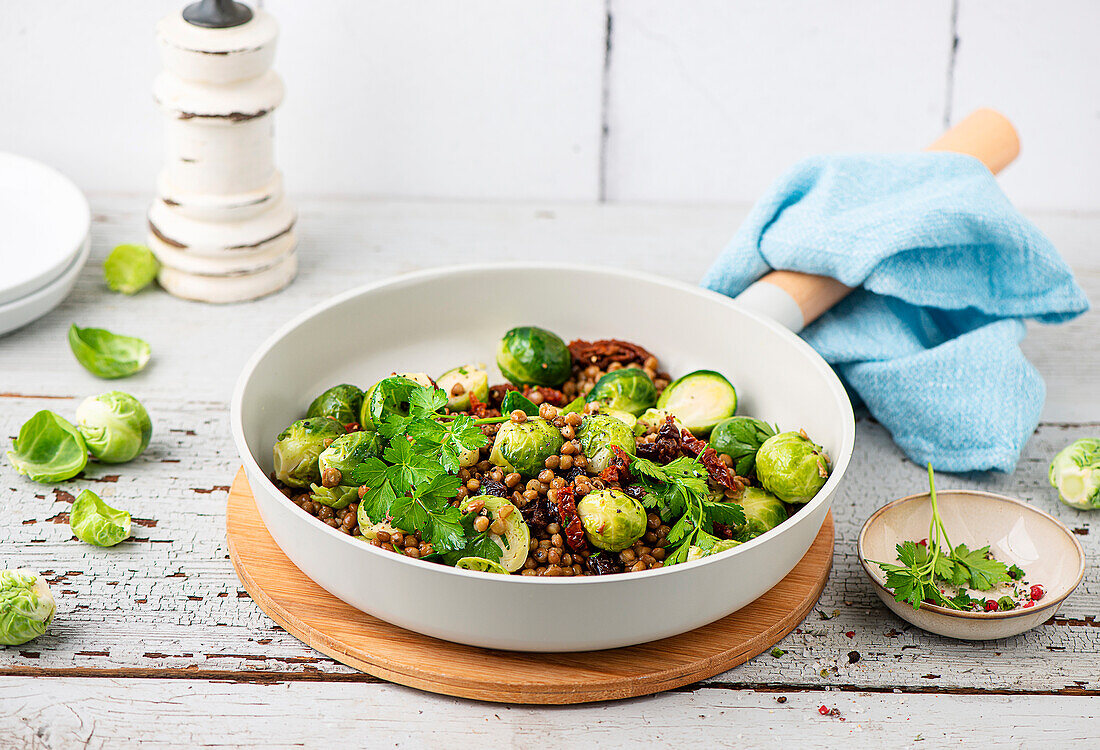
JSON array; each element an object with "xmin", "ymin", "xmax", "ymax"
[
  {"xmin": 103, "ymin": 244, "xmax": 159, "ymax": 295},
  {"xmin": 6, "ymin": 410, "xmax": 88, "ymax": 483},
  {"xmin": 69, "ymin": 324, "xmax": 151, "ymax": 379},
  {"xmin": 70, "ymin": 490, "xmax": 131, "ymax": 547}
]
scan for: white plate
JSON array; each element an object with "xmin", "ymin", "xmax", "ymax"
[
  {"xmin": 0, "ymin": 153, "xmax": 90, "ymax": 306},
  {"xmin": 232, "ymin": 264, "xmax": 856, "ymax": 651},
  {"xmin": 0, "ymin": 232, "xmax": 90, "ymax": 337}
]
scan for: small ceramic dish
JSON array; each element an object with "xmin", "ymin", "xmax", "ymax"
[{"xmin": 857, "ymin": 490, "xmax": 1085, "ymax": 641}]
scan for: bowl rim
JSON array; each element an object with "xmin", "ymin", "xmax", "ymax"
[
  {"xmin": 856, "ymin": 489, "xmax": 1086, "ymax": 620},
  {"xmin": 230, "ymin": 261, "xmax": 856, "ymax": 585}
]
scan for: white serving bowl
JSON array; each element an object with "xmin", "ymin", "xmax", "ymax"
[{"xmin": 231, "ymin": 264, "xmax": 855, "ymax": 651}]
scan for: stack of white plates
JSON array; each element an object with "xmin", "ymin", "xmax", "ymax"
[{"xmin": 0, "ymin": 153, "xmax": 91, "ymax": 337}]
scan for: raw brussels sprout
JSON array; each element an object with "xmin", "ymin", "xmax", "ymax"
[
  {"xmin": 272, "ymin": 417, "xmax": 345, "ymax": 487},
  {"xmin": 359, "ymin": 374, "xmax": 433, "ymax": 429},
  {"xmin": 437, "ymin": 365, "xmax": 489, "ymax": 411},
  {"xmin": 6, "ymin": 410, "xmax": 88, "ymax": 483},
  {"xmin": 307, "ymin": 384, "xmax": 364, "ymax": 425},
  {"xmin": 480, "ymin": 496, "xmax": 531, "ymax": 571},
  {"xmin": 585, "ymin": 368, "xmax": 658, "ymax": 417},
  {"xmin": 634, "ymin": 408, "xmax": 684, "ymax": 436},
  {"xmin": 709, "ymin": 417, "xmax": 777, "ymax": 476},
  {"xmin": 318, "ymin": 431, "xmax": 382, "ymax": 479},
  {"xmin": 70, "ymin": 489, "xmax": 131, "ymax": 547},
  {"xmin": 455, "ymin": 557, "xmax": 509, "ymax": 575},
  {"xmin": 755, "ymin": 431, "xmax": 830, "ymax": 504},
  {"xmin": 576, "ymin": 489, "xmax": 647, "ymax": 551},
  {"xmin": 497, "ymin": 326, "xmax": 572, "ymax": 387},
  {"xmin": 489, "ymin": 417, "xmax": 564, "ymax": 476},
  {"xmin": 501, "ymin": 390, "xmax": 539, "ymax": 417},
  {"xmin": 103, "ymin": 243, "xmax": 159, "ymax": 295},
  {"xmin": 737, "ymin": 487, "xmax": 788, "ymax": 538},
  {"xmin": 655, "ymin": 370, "xmax": 738, "ymax": 436},
  {"xmin": 68, "ymin": 324, "xmax": 151, "ymax": 379},
  {"xmin": 0, "ymin": 569, "xmax": 56, "ymax": 645},
  {"xmin": 1049, "ymin": 438, "xmax": 1100, "ymax": 510},
  {"xmin": 309, "ymin": 483, "xmax": 358, "ymax": 510},
  {"xmin": 75, "ymin": 391, "xmax": 152, "ymax": 464},
  {"xmin": 577, "ymin": 414, "xmax": 636, "ymax": 475}
]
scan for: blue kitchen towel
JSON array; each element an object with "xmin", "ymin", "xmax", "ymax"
[{"xmin": 702, "ymin": 153, "xmax": 1090, "ymax": 473}]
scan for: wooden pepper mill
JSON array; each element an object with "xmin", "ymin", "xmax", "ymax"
[{"xmin": 148, "ymin": 0, "xmax": 297, "ymax": 303}]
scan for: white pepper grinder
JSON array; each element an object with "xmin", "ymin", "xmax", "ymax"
[{"xmin": 148, "ymin": 0, "xmax": 297, "ymax": 303}]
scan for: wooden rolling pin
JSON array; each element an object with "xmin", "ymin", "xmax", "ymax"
[{"xmin": 737, "ymin": 108, "xmax": 1020, "ymax": 332}]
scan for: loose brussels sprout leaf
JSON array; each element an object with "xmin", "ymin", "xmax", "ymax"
[
  {"xmin": 272, "ymin": 417, "xmax": 345, "ymax": 488},
  {"xmin": 318, "ymin": 431, "xmax": 382, "ymax": 478},
  {"xmin": 577, "ymin": 489, "xmax": 647, "ymax": 551},
  {"xmin": 755, "ymin": 431, "xmax": 830, "ymax": 504},
  {"xmin": 455, "ymin": 556, "xmax": 510, "ymax": 575},
  {"xmin": 437, "ymin": 365, "xmax": 489, "ymax": 411},
  {"xmin": 604, "ymin": 409, "xmax": 638, "ymax": 432},
  {"xmin": 655, "ymin": 369, "xmax": 737, "ymax": 436},
  {"xmin": 687, "ymin": 538, "xmax": 741, "ymax": 561},
  {"xmin": 6, "ymin": 410, "xmax": 88, "ymax": 483},
  {"xmin": 585, "ymin": 368, "xmax": 657, "ymax": 417},
  {"xmin": 309, "ymin": 483, "xmax": 358, "ymax": 510},
  {"xmin": 68, "ymin": 324, "xmax": 151, "ymax": 379},
  {"xmin": 489, "ymin": 418, "xmax": 564, "ymax": 477},
  {"xmin": 577, "ymin": 414, "xmax": 636, "ymax": 475},
  {"xmin": 709, "ymin": 416, "xmax": 777, "ymax": 476},
  {"xmin": 359, "ymin": 375, "xmax": 431, "ymax": 430},
  {"xmin": 480, "ymin": 496, "xmax": 531, "ymax": 571},
  {"xmin": 561, "ymin": 396, "xmax": 585, "ymax": 414},
  {"xmin": 307, "ymin": 384, "xmax": 364, "ymax": 425},
  {"xmin": 501, "ymin": 390, "xmax": 539, "ymax": 417},
  {"xmin": 70, "ymin": 489, "xmax": 131, "ymax": 547},
  {"xmin": 497, "ymin": 326, "xmax": 572, "ymax": 387},
  {"xmin": 0, "ymin": 569, "xmax": 56, "ymax": 645},
  {"xmin": 1049, "ymin": 437, "xmax": 1100, "ymax": 510},
  {"xmin": 103, "ymin": 243, "xmax": 160, "ymax": 295},
  {"xmin": 736, "ymin": 487, "xmax": 788, "ymax": 538},
  {"xmin": 75, "ymin": 391, "xmax": 152, "ymax": 464}
]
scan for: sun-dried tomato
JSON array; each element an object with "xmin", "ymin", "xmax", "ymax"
[
  {"xmin": 487, "ymin": 383, "xmax": 518, "ymax": 408},
  {"xmin": 468, "ymin": 391, "xmax": 490, "ymax": 418},
  {"xmin": 568, "ymin": 339, "xmax": 655, "ymax": 371},
  {"xmin": 600, "ymin": 445, "xmax": 633, "ymax": 485},
  {"xmin": 635, "ymin": 415, "xmax": 683, "ymax": 463},
  {"xmin": 344, "ymin": 422, "xmax": 361, "ymax": 433},
  {"xmin": 700, "ymin": 446, "xmax": 741, "ymax": 493},
  {"xmin": 523, "ymin": 385, "xmax": 567, "ymax": 406},
  {"xmin": 553, "ymin": 485, "xmax": 588, "ymax": 553}
]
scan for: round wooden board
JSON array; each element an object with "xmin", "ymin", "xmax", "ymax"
[{"xmin": 226, "ymin": 467, "xmax": 834, "ymax": 704}]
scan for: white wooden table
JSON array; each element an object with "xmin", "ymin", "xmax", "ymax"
[{"xmin": 1, "ymin": 197, "xmax": 1097, "ymax": 747}]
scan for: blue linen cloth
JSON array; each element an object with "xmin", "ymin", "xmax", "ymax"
[{"xmin": 702, "ymin": 153, "xmax": 1090, "ymax": 473}]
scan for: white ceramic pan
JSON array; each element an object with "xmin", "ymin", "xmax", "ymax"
[{"xmin": 230, "ymin": 112, "xmax": 1018, "ymax": 651}]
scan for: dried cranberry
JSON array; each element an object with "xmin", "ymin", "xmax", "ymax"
[
  {"xmin": 477, "ymin": 479, "xmax": 509, "ymax": 498},
  {"xmin": 818, "ymin": 706, "xmax": 830, "ymax": 716},
  {"xmin": 589, "ymin": 554, "xmax": 623, "ymax": 576},
  {"xmin": 1030, "ymin": 584, "xmax": 1045, "ymax": 601},
  {"xmin": 521, "ymin": 497, "xmax": 556, "ymax": 531},
  {"xmin": 562, "ymin": 466, "xmax": 586, "ymax": 484},
  {"xmin": 1023, "ymin": 601, "xmax": 1036, "ymax": 609},
  {"xmin": 984, "ymin": 599, "xmax": 998, "ymax": 612}
]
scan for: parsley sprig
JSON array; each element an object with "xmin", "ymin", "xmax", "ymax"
[{"xmin": 873, "ymin": 465, "xmax": 1011, "ymax": 610}]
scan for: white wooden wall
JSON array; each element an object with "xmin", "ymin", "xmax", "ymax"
[{"xmin": 1, "ymin": 0, "xmax": 1096, "ymax": 210}]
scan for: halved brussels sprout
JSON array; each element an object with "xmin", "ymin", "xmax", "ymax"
[
  {"xmin": 737, "ymin": 487, "xmax": 788, "ymax": 538},
  {"xmin": 307, "ymin": 384, "xmax": 364, "ymax": 425},
  {"xmin": 318, "ymin": 431, "xmax": 382, "ymax": 479},
  {"xmin": 70, "ymin": 489, "xmax": 131, "ymax": 547},
  {"xmin": 577, "ymin": 414, "xmax": 636, "ymax": 474},
  {"xmin": 437, "ymin": 365, "xmax": 489, "ymax": 411},
  {"xmin": 359, "ymin": 374, "xmax": 433, "ymax": 429},
  {"xmin": 585, "ymin": 368, "xmax": 658, "ymax": 417},
  {"xmin": 358, "ymin": 516, "xmax": 401, "ymax": 539},
  {"xmin": 0, "ymin": 569, "xmax": 56, "ymax": 645},
  {"xmin": 709, "ymin": 416, "xmax": 777, "ymax": 476},
  {"xmin": 272, "ymin": 417, "xmax": 345, "ymax": 487},
  {"xmin": 309, "ymin": 483, "xmax": 358, "ymax": 509},
  {"xmin": 634, "ymin": 408, "xmax": 684, "ymax": 436},
  {"xmin": 686, "ymin": 538, "xmax": 741, "ymax": 561},
  {"xmin": 75, "ymin": 391, "xmax": 152, "ymax": 464},
  {"xmin": 655, "ymin": 370, "xmax": 737, "ymax": 436},
  {"xmin": 455, "ymin": 556, "xmax": 510, "ymax": 575},
  {"xmin": 497, "ymin": 326, "xmax": 571, "ymax": 387},
  {"xmin": 6, "ymin": 410, "xmax": 88, "ymax": 483},
  {"xmin": 489, "ymin": 418, "xmax": 564, "ymax": 476},
  {"xmin": 1049, "ymin": 437, "xmax": 1100, "ymax": 510},
  {"xmin": 755, "ymin": 431, "xmax": 830, "ymax": 504},
  {"xmin": 480, "ymin": 496, "xmax": 530, "ymax": 572},
  {"xmin": 501, "ymin": 390, "xmax": 539, "ymax": 417},
  {"xmin": 576, "ymin": 489, "xmax": 647, "ymax": 551}
]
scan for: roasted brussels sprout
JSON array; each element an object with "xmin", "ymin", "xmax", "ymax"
[
  {"xmin": 6, "ymin": 410, "xmax": 88, "ymax": 483},
  {"xmin": 75, "ymin": 391, "xmax": 152, "ymax": 464},
  {"xmin": 604, "ymin": 409, "xmax": 638, "ymax": 432},
  {"xmin": 455, "ymin": 557, "xmax": 509, "ymax": 575},
  {"xmin": 272, "ymin": 417, "xmax": 345, "ymax": 487},
  {"xmin": 577, "ymin": 414, "xmax": 636, "ymax": 474},
  {"xmin": 577, "ymin": 489, "xmax": 647, "ymax": 551},
  {"xmin": 755, "ymin": 431, "xmax": 830, "ymax": 504},
  {"xmin": 686, "ymin": 538, "xmax": 741, "ymax": 561},
  {"xmin": 437, "ymin": 364, "xmax": 489, "ymax": 411},
  {"xmin": 635, "ymin": 408, "xmax": 684, "ymax": 435},
  {"xmin": 1049, "ymin": 438, "xmax": 1100, "ymax": 510},
  {"xmin": 359, "ymin": 374, "xmax": 433, "ymax": 429},
  {"xmin": 309, "ymin": 483, "xmax": 358, "ymax": 510},
  {"xmin": 737, "ymin": 487, "xmax": 788, "ymax": 538},
  {"xmin": 318, "ymin": 431, "xmax": 382, "ymax": 480},
  {"xmin": 489, "ymin": 417, "xmax": 564, "ymax": 476},
  {"xmin": 655, "ymin": 370, "xmax": 737, "ymax": 436},
  {"xmin": 480, "ymin": 496, "xmax": 531, "ymax": 572},
  {"xmin": 307, "ymin": 384, "xmax": 364, "ymax": 425},
  {"xmin": 709, "ymin": 417, "xmax": 777, "ymax": 476},
  {"xmin": 70, "ymin": 489, "xmax": 131, "ymax": 547},
  {"xmin": 0, "ymin": 569, "xmax": 56, "ymax": 645},
  {"xmin": 585, "ymin": 368, "xmax": 657, "ymax": 417},
  {"xmin": 497, "ymin": 326, "xmax": 571, "ymax": 387}
]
